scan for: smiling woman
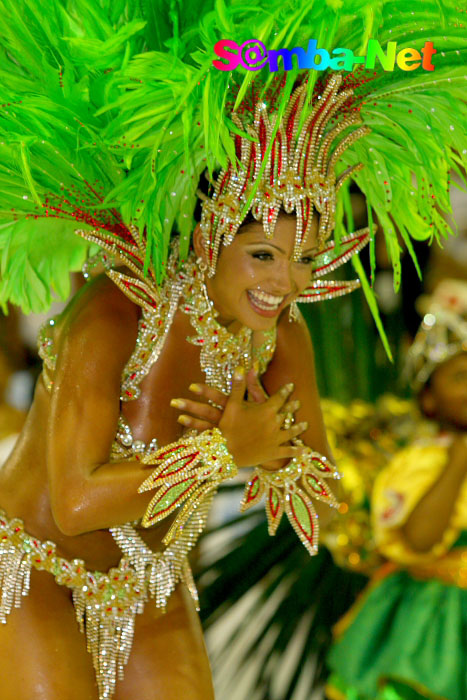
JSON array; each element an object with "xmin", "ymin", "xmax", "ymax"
[
  {"xmin": 0, "ymin": 0, "xmax": 465, "ymax": 698},
  {"xmin": 0, "ymin": 82, "xmax": 348, "ymax": 698}
]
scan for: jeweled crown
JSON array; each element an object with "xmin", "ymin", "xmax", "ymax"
[{"xmin": 199, "ymin": 73, "xmax": 370, "ymax": 275}]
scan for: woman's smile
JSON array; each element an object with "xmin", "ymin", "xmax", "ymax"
[
  {"xmin": 246, "ymin": 289, "xmax": 286, "ymax": 315},
  {"xmin": 194, "ymin": 212, "xmax": 319, "ymax": 330}
]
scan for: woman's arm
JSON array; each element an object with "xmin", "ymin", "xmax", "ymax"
[
  {"xmin": 402, "ymin": 435, "xmax": 467, "ymax": 552},
  {"xmin": 47, "ymin": 280, "xmax": 306, "ymax": 536},
  {"xmin": 260, "ymin": 309, "xmax": 333, "ymax": 460},
  {"xmin": 172, "ymin": 309, "xmax": 339, "ymax": 529},
  {"xmin": 46, "ymin": 279, "xmax": 161, "ymax": 536}
]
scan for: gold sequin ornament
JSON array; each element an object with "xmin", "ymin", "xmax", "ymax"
[
  {"xmin": 198, "ymin": 74, "xmax": 370, "ymax": 276},
  {"xmin": 139, "ymin": 428, "xmax": 238, "ymax": 532},
  {"xmin": 240, "ymin": 447, "xmax": 340, "ymax": 555},
  {"xmin": 241, "ymin": 447, "xmax": 340, "ymax": 556}
]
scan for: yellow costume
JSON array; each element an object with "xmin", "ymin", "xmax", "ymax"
[
  {"xmin": 373, "ymin": 440, "xmax": 467, "ymax": 585},
  {"xmin": 327, "ymin": 439, "xmax": 467, "ymax": 700}
]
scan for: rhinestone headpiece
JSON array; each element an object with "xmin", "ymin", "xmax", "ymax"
[
  {"xmin": 405, "ymin": 279, "xmax": 467, "ymax": 391},
  {"xmin": 199, "ymin": 73, "xmax": 370, "ymax": 276}
]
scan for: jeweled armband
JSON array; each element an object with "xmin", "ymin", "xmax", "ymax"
[
  {"xmin": 240, "ymin": 449, "xmax": 340, "ymax": 556},
  {"xmin": 138, "ymin": 428, "xmax": 237, "ymax": 540}
]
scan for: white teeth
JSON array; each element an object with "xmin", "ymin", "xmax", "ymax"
[{"xmin": 248, "ymin": 290, "xmax": 284, "ymax": 310}]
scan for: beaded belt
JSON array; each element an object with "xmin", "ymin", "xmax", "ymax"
[{"xmin": 0, "ymin": 509, "xmax": 207, "ymax": 699}]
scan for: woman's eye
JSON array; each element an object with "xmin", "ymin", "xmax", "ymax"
[
  {"xmin": 251, "ymin": 251, "xmax": 274, "ymax": 261},
  {"xmin": 298, "ymin": 256, "xmax": 314, "ymax": 265}
]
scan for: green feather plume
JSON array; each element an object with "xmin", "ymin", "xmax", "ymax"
[{"xmin": 0, "ymin": 0, "xmax": 466, "ymax": 313}]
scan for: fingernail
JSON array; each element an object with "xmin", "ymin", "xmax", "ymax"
[
  {"xmin": 189, "ymin": 384, "xmax": 202, "ymax": 394},
  {"xmin": 286, "ymin": 383, "xmax": 294, "ymax": 392},
  {"xmin": 290, "ymin": 400, "xmax": 300, "ymax": 412},
  {"xmin": 170, "ymin": 399, "xmax": 185, "ymax": 409},
  {"xmin": 234, "ymin": 366, "xmax": 245, "ymax": 380},
  {"xmin": 297, "ymin": 421, "xmax": 308, "ymax": 431},
  {"xmin": 177, "ymin": 415, "xmax": 191, "ymax": 426}
]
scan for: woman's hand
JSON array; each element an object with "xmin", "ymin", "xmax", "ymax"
[
  {"xmin": 170, "ymin": 367, "xmax": 306, "ymax": 468},
  {"xmin": 170, "ymin": 384, "xmax": 227, "ymax": 432},
  {"xmin": 219, "ymin": 367, "xmax": 306, "ymax": 467},
  {"xmin": 170, "ymin": 367, "xmax": 299, "ymax": 431},
  {"xmin": 170, "ymin": 367, "xmax": 266, "ymax": 430}
]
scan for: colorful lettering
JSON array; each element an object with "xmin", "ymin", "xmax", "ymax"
[
  {"xmin": 421, "ymin": 41, "xmax": 437, "ymax": 71},
  {"xmin": 329, "ymin": 48, "xmax": 355, "ymax": 71},
  {"xmin": 213, "ymin": 40, "xmax": 241, "ymax": 71},
  {"xmin": 300, "ymin": 40, "xmax": 330, "ymax": 70},
  {"xmin": 397, "ymin": 47, "xmax": 421, "ymax": 71},
  {"xmin": 212, "ymin": 38, "xmax": 438, "ymax": 73},
  {"xmin": 365, "ymin": 39, "xmax": 397, "ymax": 71},
  {"xmin": 268, "ymin": 47, "xmax": 309, "ymax": 72}
]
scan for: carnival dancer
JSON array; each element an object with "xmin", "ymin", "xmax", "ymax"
[
  {"xmin": 327, "ymin": 280, "xmax": 467, "ymax": 700},
  {"xmin": 0, "ymin": 0, "xmax": 465, "ymax": 698}
]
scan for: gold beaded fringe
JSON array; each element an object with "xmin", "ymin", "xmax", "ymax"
[{"xmin": 0, "ymin": 508, "xmax": 211, "ymax": 699}]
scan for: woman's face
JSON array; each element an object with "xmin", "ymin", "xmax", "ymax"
[
  {"xmin": 421, "ymin": 352, "xmax": 467, "ymax": 430},
  {"xmin": 194, "ymin": 213, "xmax": 319, "ymax": 331}
]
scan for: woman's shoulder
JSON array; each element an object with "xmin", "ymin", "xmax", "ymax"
[
  {"xmin": 73, "ymin": 271, "xmax": 139, "ymax": 322},
  {"xmin": 275, "ymin": 307, "xmax": 313, "ymax": 354},
  {"xmin": 54, "ymin": 273, "xmax": 141, "ymax": 365},
  {"xmin": 277, "ymin": 307, "xmax": 311, "ymax": 343}
]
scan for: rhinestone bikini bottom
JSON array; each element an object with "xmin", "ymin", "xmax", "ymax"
[{"xmin": 0, "ymin": 509, "xmax": 207, "ymax": 699}]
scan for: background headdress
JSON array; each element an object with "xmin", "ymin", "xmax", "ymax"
[
  {"xmin": 0, "ymin": 0, "xmax": 466, "ymax": 316},
  {"xmin": 405, "ymin": 279, "xmax": 467, "ymax": 391}
]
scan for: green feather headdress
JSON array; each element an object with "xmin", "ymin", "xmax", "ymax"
[{"xmin": 0, "ymin": 0, "xmax": 466, "ymax": 314}]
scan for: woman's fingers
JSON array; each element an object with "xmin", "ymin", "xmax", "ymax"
[
  {"xmin": 283, "ymin": 399, "xmax": 300, "ymax": 414},
  {"xmin": 189, "ymin": 383, "xmax": 228, "ymax": 409},
  {"xmin": 177, "ymin": 415, "xmax": 213, "ymax": 432},
  {"xmin": 170, "ymin": 398, "xmax": 221, "ymax": 425},
  {"xmin": 267, "ymin": 382, "xmax": 295, "ymax": 412},
  {"xmin": 246, "ymin": 367, "xmax": 268, "ymax": 403},
  {"xmin": 283, "ymin": 421, "xmax": 308, "ymax": 442},
  {"xmin": 229, "ymin": 366, "xmax": 247, "ymax": 403},
  {"xmin": 274, "ymin": 445, "xmax": 306, "ymax": 462}
]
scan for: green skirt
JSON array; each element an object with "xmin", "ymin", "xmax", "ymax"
[{"xmin": 327, "ymin": 571, "xmax": 467, "ymax": 700}]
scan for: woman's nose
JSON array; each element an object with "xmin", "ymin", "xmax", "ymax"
[{"xmin": 270, "ymin": 261, "xmax": 295, "ymax": 294}]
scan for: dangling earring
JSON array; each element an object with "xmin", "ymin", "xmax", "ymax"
[
  {"xmin": 289, "ymin": 300, "xmax": 300, "ymax": 322},
  {"xmin": 196, "ymin": 256, "xmax": 215, "ymax": 310},
  {"xmin": 196, "ymin": 256, "xmax": 208, "ymax": 277}
]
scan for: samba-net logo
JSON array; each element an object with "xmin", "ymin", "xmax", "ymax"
[{"xmin": 213, "ymin": 39, "xmax": 437, "ymax": 72}]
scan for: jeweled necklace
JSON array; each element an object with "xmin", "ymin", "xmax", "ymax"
[{"xmin": 179, "ymin": 254, "xmax": 275, "ymax": 395}]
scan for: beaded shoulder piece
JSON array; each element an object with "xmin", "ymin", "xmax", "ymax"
[{"xmin": 75, "ymin": 225, "xmax": 183, "ymax": 401}]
